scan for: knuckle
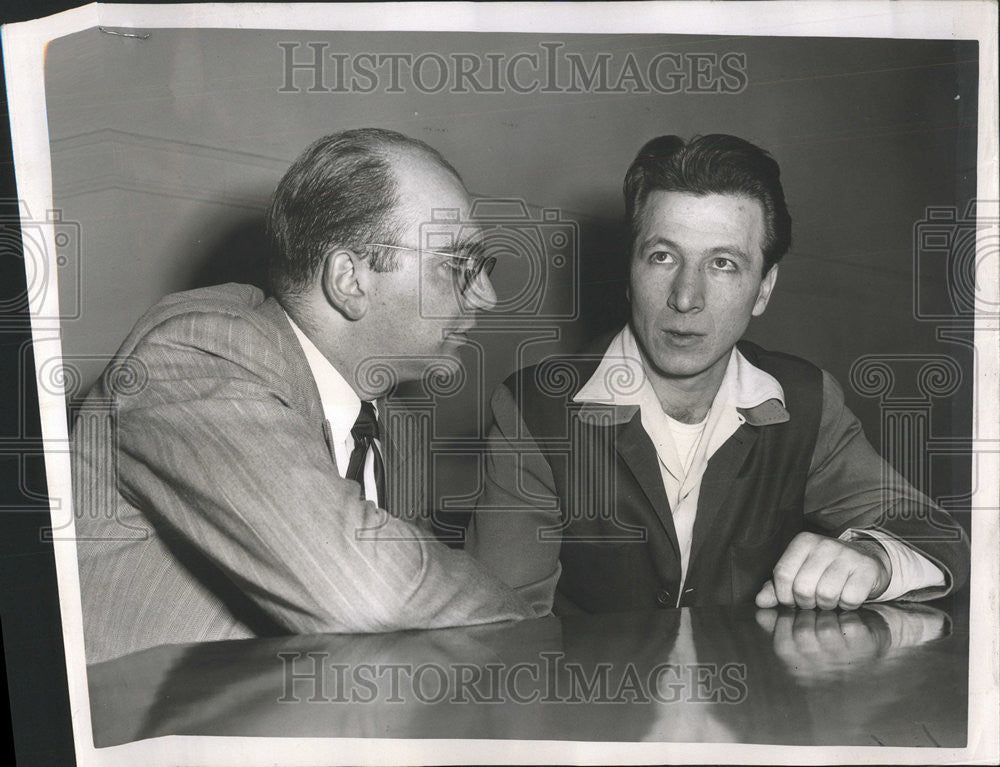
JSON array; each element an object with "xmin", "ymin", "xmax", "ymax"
[
  {"xmin": 792, "ymin": 583, "xmax": 814, "ymax": 601},
  {"xmin": 772, "ymin": 563, "xmax": 794, "ymax": 581},
  {"xmin": 816, "ymin": 584, "xmax": 841, "ymax": 602},
  {"xmin": 840, "ymin": 584, "xmax": 868, "ymax": 607}
]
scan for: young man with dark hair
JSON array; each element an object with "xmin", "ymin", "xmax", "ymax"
[{"xmin": 467, "ymin": 134, "xmax": 969, "ymax": 615}]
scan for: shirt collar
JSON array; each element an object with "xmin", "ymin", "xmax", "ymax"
[
  {"xmin": 573, "ymin": 325, "xmax": 788, "ymax": 426},
  {"xmin": 283, "ymin": 310, "xmax": 363, "ymax": 435}
]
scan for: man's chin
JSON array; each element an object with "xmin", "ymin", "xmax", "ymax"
[{"xmin": 646, "ymin": 352, "xmax": 719, "ymax": 384}]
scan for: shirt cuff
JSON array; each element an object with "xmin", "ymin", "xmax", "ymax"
[{"xmin": 839, "ymin": 528, "xmax": 946, "ymax": 602}]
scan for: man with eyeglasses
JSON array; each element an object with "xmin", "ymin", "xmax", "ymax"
[{"xmin": 72, "ymin": 128, "xmax": 535, "ymax": 664}]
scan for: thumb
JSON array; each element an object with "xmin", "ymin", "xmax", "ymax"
[{"xmin": 756, "ymin": 579, "xmax": 778, "ymax": 608}]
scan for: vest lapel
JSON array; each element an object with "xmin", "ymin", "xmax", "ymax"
[
  {"xmin": 613, "ymin": 410, "xmax": 682, "ymax": 559},
  {"xmin": 688, "ymin": 424, "xmax": 758, "ymax": 566}
]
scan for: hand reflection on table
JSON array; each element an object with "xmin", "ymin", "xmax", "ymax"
[{"xmin": 754, "ymin": 603, "xmax": 950, "ymax": 684}]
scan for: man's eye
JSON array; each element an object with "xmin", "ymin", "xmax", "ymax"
[
  {"xmin": 711, "ymin": 257, "xmax": 737, "ymax": 272},
  {"xmin": 650, "ymin": 251, "xmax": 676, "ymax": 264}
]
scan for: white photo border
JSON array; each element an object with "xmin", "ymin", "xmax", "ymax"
[{"xmin": 3, "ymin": 2, "xmax": 997, "ymax": 765}]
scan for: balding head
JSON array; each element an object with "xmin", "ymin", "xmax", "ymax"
[{"xmin": 265, "ymin": 128, "xmax": 464, "ymax": 300}]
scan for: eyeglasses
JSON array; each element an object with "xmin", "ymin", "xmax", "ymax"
[{"xmin": 363, "ymin": 242, "xmax": 497, "ymax": 294}]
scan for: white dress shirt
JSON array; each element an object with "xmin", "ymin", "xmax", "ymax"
[
  {"xmin": 285, "ymin": 312, "xmax": 382, "ymax": 505},
  {"xmin": 574, "ymin": 326, "xmax": 945, "ymax": 606}
]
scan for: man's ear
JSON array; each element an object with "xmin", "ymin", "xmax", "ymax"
[
  {"xmin": 751, "ymin": 264, "xmax": 778, "ymax": 317},
  {"xmin": 321, "ymin": 249, "xmax": 368, "ymax": 321}
]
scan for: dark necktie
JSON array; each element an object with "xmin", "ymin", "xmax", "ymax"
[{"xmin": 345, "ymin": 401, "xmax": 386, "ymax": 509}]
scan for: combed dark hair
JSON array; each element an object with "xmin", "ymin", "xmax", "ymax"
[
  {"xmin": 623, "ymin": 134, "xmax": 791, "ymax": 272},
  {"xmin": 266, "ymin": 128, "xmax": 463, "ymax": 297}
]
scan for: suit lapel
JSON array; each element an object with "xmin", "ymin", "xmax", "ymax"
[
  {"xmin": 259, "ymin": 295, "xmax": 429, "ymax": 519},
  {"xmin": 688, "ymin": 424, "xmax": 758, "ymax": 566},
  {"xmin": 257, "ymin": 297, "xmax": 336, "ymax": 464},
  {"xmin": 257, "ymin": 298, "xmax": 326, "ymax": 422}
]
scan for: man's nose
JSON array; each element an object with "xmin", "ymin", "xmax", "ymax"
[
  {"xmin": 462, "ymin": 271, "xmax": 498, "ymax": 313},
  {"xmin": 667, "ymin": 264, "xmax": 705, "ymax": 313}
]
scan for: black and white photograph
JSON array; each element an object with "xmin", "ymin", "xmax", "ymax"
[{"xmin": 1, "ymin": 1, "xmax": 997, "ymax": 764}]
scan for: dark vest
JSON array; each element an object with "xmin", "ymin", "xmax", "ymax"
[{"xmin": 509, "ymin": 340, "xmax": 823, "ymax": 613}]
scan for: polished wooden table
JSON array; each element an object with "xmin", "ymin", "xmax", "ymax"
[{"xmin": 87, "ymin": 598, "xmax": 967, "ymax": 748}]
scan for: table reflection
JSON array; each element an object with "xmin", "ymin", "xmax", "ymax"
[{"xmin": 87, "ymin": 600, "xmax": 966, "ymax": 748}]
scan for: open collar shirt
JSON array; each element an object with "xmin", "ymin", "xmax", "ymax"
[{"xmin": 573, "ymin": 326, "xmax": 944, "ymax": 605}]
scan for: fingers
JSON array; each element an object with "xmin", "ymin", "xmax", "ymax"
[
  {"xmin": 767, "ymin": 532, "xmax": 886, "ymax": 610},
  {"xmin": 813, "ymin": 557, "xmax": 852, "ymax": 610},
  {"xmin": 755, "ymin": 579, "xmax": 778, "ymax": 608},
  {"xmin": 839, "ymin": 568, "xmax": 874, "ymax": 610},
  {"xmin": 771, "ymin": 533, "xmax": 816, "ymax": 606},
  {"xmin": 789, "ymin": 540, "xmax": 841, "ymax": 609}
]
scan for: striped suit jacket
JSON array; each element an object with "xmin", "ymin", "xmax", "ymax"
[{"xmin": 72, "ymin": 283, "xmax": 532, "ymax": 664}]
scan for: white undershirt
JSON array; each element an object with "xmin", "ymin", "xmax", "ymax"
[
  {"xmin": 575, "ymin": 325, "xmax": 945, "ymax": 605},
  {"xmin": 664, "ymin": 413, "xmax": 709, "ymax": 475}
]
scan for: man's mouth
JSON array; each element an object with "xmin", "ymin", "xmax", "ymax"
[{"xmin": 661, "ymin": 329, "xmax": 705, "ymax": 347}]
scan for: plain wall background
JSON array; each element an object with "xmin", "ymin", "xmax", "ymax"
[{"xmin": 44, "ymin": 29, "xmax": 978, "ymax": 528}]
